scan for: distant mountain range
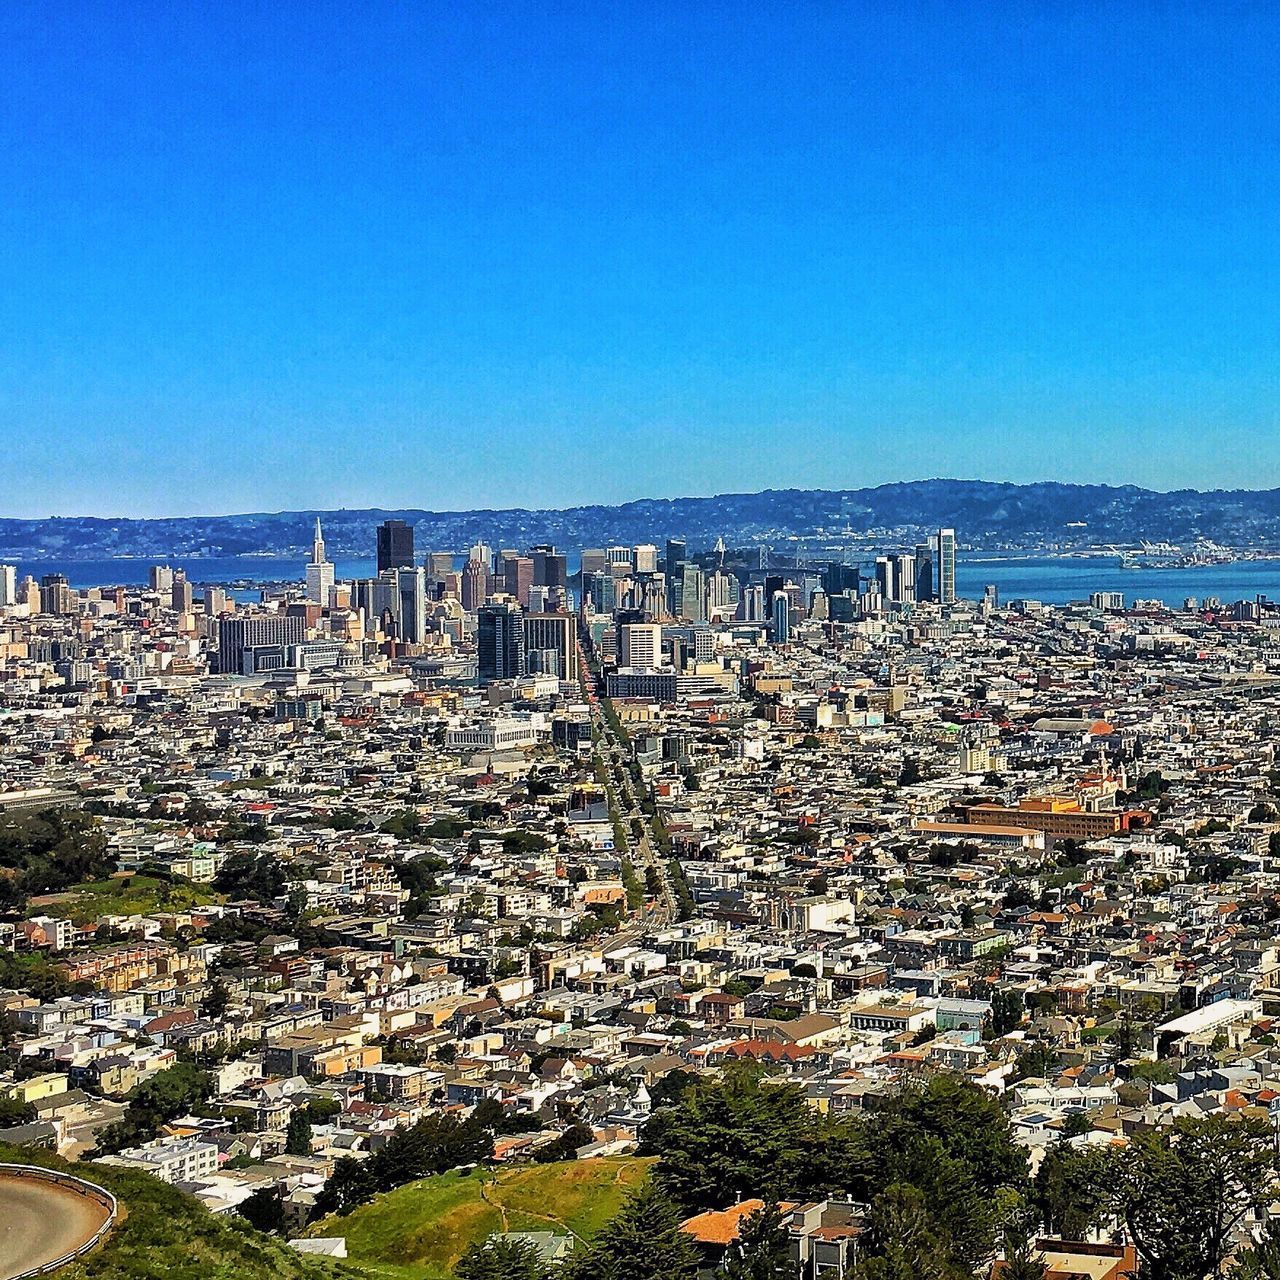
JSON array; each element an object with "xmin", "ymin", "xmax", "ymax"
[{"xmin": 5, "ymin": 480, "xmax": 1280, "ymax": 560}]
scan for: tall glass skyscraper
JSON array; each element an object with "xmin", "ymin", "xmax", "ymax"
[
  {"xmin": 771, "ymin": 590, "xmax": 791, "ymax": 644},
  {"xmin": 376, "ymin": 519, "xmax": 415, "ymax": 573},
  {"xmin": 935, "ymin": 528, "xmax": 957, "ymax": 605},
  {"xmin": 477, "ymin": 602, "xmax": 525, "ymax": 681}
]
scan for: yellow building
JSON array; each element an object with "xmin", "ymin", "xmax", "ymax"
[{"xmin": 4, "ymin": 1073, "xmax": 69, "ymax": 1104}]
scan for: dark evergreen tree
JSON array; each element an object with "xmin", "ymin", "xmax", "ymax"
[
  {"xmin": 567, "ymin": 1181, "xmax": 699, "ymax": 1280},
  {"xmin": 1113, "ymin": 1114, "xmax": 1278, "ymax": 1280},
  {"xmin": 238, "ymin": 1184, "xmax": 286, "ymax": 1235},
  {"xmin": 285, "ymin": 1107, "xmax": 313, "ymax": 1156},
  {"xmin": 1232, "ymin": 1215, "xmax": 1280, "ymax": 1280},
  {"xmin": 314, "ymin": 1156, "xmax": 376, "ymax": 1217},
  {"xmin": 455, "ymin": 1237, "xmax": 552, "ymax": 1280},
  {"xmin": 1032, "ymin": 1142, "xmax": 1114, "ymax": 1240},
  {"xmin": 855, "ymin": 1183, "xmax": 968, "ymax": 1280}
]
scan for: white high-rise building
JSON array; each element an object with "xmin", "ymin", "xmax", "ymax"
[
  {"xmin": 633, "ymin": 544, "xmax": 658, "ymax": 574},
  {"xmin": 620, "ymin": 622, "xmax": 662, "ymax": 670},
  {"xmin": 306, "ymin": 518, "xmax": 336, "ymax": 606}
]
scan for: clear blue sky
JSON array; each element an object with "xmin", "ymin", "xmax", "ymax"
[{"xmin": 2, "ymin": 3, "xmax": 1279, "ymax": 517}]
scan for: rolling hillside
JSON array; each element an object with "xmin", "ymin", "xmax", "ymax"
[
  {"xmin": 305, "ymin": 1156, "xmax": 655, "ymax": 1280},
  {"xmin": 9, "ymin": 479, "xmax": 1280, "ymax": 558}
]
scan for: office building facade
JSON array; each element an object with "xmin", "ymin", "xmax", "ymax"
[
  {"xmin": 217, "ymin": 614, "xmax": 307, "ymax": 674},
  {"xmin": 306, "ymin": 518, "xmax": 335, "ymax": 606},
  {"xmin": 935, "ymin": 528, "xmax": 957, "ymax": 605},
  {"xmin": 376, "ymin": 520, "xmax": 415, "ymax": 573},
  {"xmin": 523, "ymin": 612, "xmax": 578, "ymax": 681},
  {"xmin": 477, "ymin": 602, "xmax": 525, "ymax": 681}
]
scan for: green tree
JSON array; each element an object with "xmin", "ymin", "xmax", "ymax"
[
  {"xmin": 214, "ymin": 850, "xmax": 285, "ymax": 900},
  {"xmin": 455, "ymin": 1236, "xmax": 552, "ymax": 1280},
  {"xmin": 854, "ymin": 1076, "xmax": 1029, "ymax": 1272},
  {"xmin": 1113, "ymin": 1114, "xmax": 1278, "ymax": 1280},
  {"xmin": 988, "ymin": 988, "xmax": 1029, "ymax": 1039},
  {"xmin": 0, "ymin": 1094, "xmax": 37, "ymax": 1126},
  {"xmin": 238, "ymin": 1184, "xmax": 286, "ymax": 1234},
  {"xmin": 1232, "ymin": 1215, "xmax": 1280, "ymax": 1279},
  {"xmin": 640, "ymin": 1066, "xmax": 849, "ymax": 1211},
  {"xmin": 94, "ymin": 1062, "xmax": 215, "ymax": 1153},
  {"xmin": 1033, "ymin": 1141, "xmax": 1115, "ymax": 1240},
  {"xmin": 285, "ymin": 1108, "xmax": 313, "ymax": 1156},
  {"xmin": 997, "ymin": 1234, "xmax": 1048, "ymax": 1280},
  {"xmin": 567, "ymin": 1180, "xmax": 699, "ymax": 1280},
  {"xmin": 533, "ymin": 1123, "xmax": 593, "ymax": 1163},
  {"xmin": 870, "ymin": 1075, "xmax": 1028, "ymax": 1199},
  {"xmin": 855, "ymin": 1183, "xmax": 967, "ymax": 1280},
  {"xmin": 313, "ymin": 1156, "xmax": 376, "ymax": 1216},
  {"xmin": 201, "ymin": 977, "xmax": 231, "ymax": 1020}
]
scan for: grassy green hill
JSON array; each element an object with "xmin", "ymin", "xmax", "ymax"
[
  {"xmin": 39, "ymin": 874, "xmax": 221, "ymax": 923},
  {"xmin": 0, "ymin": 1144, "xmax": 360, "ymax": 1280},
  {"xmin": 305, "ymin": 1156, "xmax": 655, "ymax": 1280}
]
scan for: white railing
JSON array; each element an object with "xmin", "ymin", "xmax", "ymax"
[{"xmin": 0, "ymin": 1162, "xmax": 117, "ymax": 1278}]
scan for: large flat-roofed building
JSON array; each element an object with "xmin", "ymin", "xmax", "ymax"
[
  {"xmin": 102, "ymin": 1136, "xmax": 219, "ymax": 1184},
  {"xmin": 914, "ymin": 819, "xmax": 1045, "ymax": 851},
  {"xmin": 444, "ymin": 718, "xmax": 539, "ymax": 752},
  {"xmin": 619, "ymin": 622, "xmax": 662, "ymax": 670},
  {"xmin": 216, "ymin": 614, "xmax": 306, "ymax": 675},
  {"xmin": 961, "ymin": 798, "xmax": 1125, "ymax": 841}
]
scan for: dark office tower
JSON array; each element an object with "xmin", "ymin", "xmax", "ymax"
[
  {"xmin": 771, "ymin": 591, "xmax": 791, "ymax": 644},
  {"xmin": 586, "ymin": 571, "xmax": 617, "ymax": 613},
  {"xmin": 914, "ymin": 542, "xmax": 935, "ymax": 602},
  {"xmin": 665, "ymin": 539, "xmax": 687, "ymax": 572},
  {"xmin": 764, "ymin": 575, "xmax": 784, "ymax": 603},
  {"xmin": 217, "ymin": 614, "xmax": 306, "ymax": 674},
  {"xmin": 39, "ymin": 573, "xmax": 74, "ymax": 616},
  {"xmin": 477, "ymin": 602, "xmax": 525, "ymax": 681},
  {"xmin": 523, "ymin": 612, "xmax": 578, "ymax": 681},
  {"xmin": 530, "ymin": 545, "xmax": 567, "ymax": 591},
  {"xmin": 461, "ymin": 558, "xmax": 488, "ymax": 612},
  {"xmin": 502, "ymin": 554, "xmax": 534, "ymax": 606},
  {"xmin": 875, "ymin": 555, "xmax": 914, "ymax": 604},
  {"xmin": 350, "ymin": 578, "xmax": 375, "ymax": 618},
  {"xmin": 376, "ymin": 520, "xmax": 415, "ymax": 573},
  {"xmin": 822, "ymin": 562, "xmax": 860, "ymax": 596},
  {"xmin": 395, "ymin": 568, "xmax": 427, "ymax": 644}
]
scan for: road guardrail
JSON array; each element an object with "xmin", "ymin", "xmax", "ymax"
[{"xmin": 0, "ymin": 1162, "xmax": 117, "ymax": 1278}]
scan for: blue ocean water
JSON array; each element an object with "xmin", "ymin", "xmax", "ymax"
[
  {"xmin": 8, "ymin": 552, "xmax": 1280, "ymax": 608},
  {"xmin": 954, "ymin": 555, "xmax": 1280, "ymax": 607}
]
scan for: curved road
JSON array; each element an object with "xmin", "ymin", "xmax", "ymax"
[{"xmin": 0, "ymin": 1174, "xmax": 110, "ymax": 1280}]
